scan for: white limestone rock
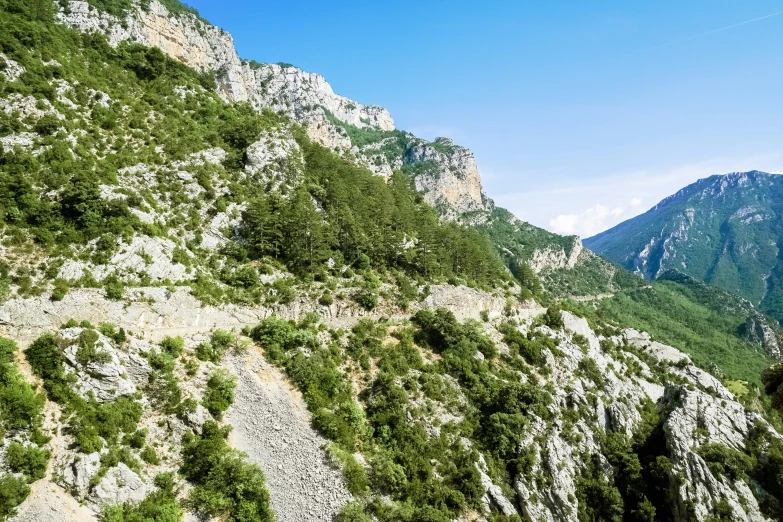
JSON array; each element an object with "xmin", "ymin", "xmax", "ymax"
[
  {"xmin": 61, "ymin": 327, "xmax": 136, "ymax": 402},
  {"xmin": 62, "ymin": 452, "xmax": 101, "ymax": 499},
  {"xmin": 245, "ymin": 128, "xmax": 303, "ymax": 191},
  {"xmin": 91, "ymin": 464, "xmax": 150, "ymax": 507},
  {"xmin": 0, "ymin": 53, "xmax": 25, "ymax": 83},
  {"xmin": 662, "ymin": 385, "xmax": 772, "ymax": 522},
  {"xmin": 404, "ymin": 138, "xmax": 486, "ymax": 219},
  {"xmin": 0, "ymin": 132, "xmax": 37, "ymax": 151}
]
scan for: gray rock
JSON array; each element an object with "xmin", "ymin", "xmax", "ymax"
[
  {"xmin": 61, "ymin": 328, "xmax": 137, "ymax": 402},
  {"xmin": 91, "ymin": 464, "xmax": 149, "ymax": 507},
  {"xmin": 184, "ymin": 404, "xmax": 212, "ymax": 429},
  {"xmin": 62, "ymin": 452, "xmax": 101, "ymax": 499}
]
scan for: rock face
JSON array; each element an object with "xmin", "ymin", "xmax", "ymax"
[
  {"xmin": 510, "ymin": 312, "xmax": 776, "ymax": 522},
  {"xmin": 62, "ymin": 453, "xmax": 101, "ymax": 499},
  {"xmin": 404, "ymin": 139, "xmax": 486, "ymax": 218},
  {"xmin": 63, "ymin": 456, "xmax": 149, "ymax": 508},
  {"xmin": 91, "ymin": 464, "xmax": 150, "ymax": 507},
  {"xmin": 57, "ymin": 1, "xmax": 392, "ymax": 130},
  {"xmin": 529, "ymin": 237, "xmax": 584, "ymax": 273},
  {"xmin": 56, "ymin": 0, "xmax": 498, "ymax": 220},
  {"xmin": 744, "ymin": 312, "xmax": 783, "ymax": 359},
  {"xmin": 661, "ymin": 385, "xmax": 769, "ymax": 522}
]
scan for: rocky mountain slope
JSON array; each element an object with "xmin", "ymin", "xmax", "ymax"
[
  {"xmin": 56, "ymin": 0, "xmax": 625, "ymax": 299},
  {"xmin": 1, "ymin": 1, "xmax": 783, "ymax": 521},
  {"xmin": 585, "ymin": 171, "xmax": 783, "ymax": 323}
]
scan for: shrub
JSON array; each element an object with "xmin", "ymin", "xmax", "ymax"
[
  {"xmin": 51, "ymin": 278, "xmax": 68, "ymax": 301},
  {"xmin": 98, "ymin": 323, "xmax": 127, "ymax": 345},
  {"xmin": 33, "ymin": 114, "xmax": 60, "ymax": 136},
  {"xmin": 104, "ymin": 275, "xmax": 125, "ymax": 300},
  {"xmin": 122, "ymin": 429, "xmax": 147, "ymax": 449},
  {"xmin": 319, "ymin": 291, "xmax": 333, "ymax": 306},
  {"xmin": 202, "ymin": 369, "xmax": 237, "ymax": 418},
  {"xmin": 140, "ymin": 446, "xmax": 160, "ymax": 465},
  {"xmin": 180, "ymin": 422, "xmax": 273, "ymax": 522},
  {"xmin": 697, "ymin": 443, "xmax": 753, "ymax": 481},
  {"xmin": 5, "ymin": 443, "xmax": 49, "ymax": 481},
  {"xmin": 195, "ymin": 330, "xmax": 234, "ymax": 363},
  {"xmin": 341, "ymin": 454, "xmax": 368, "ymax": 496},
  {"xmin": 544, "ymin": 304, "xmax": 564, "ymax": 329},
  {"xmin": 0, "ymin": 475, "xmax": 30, "ymax": 519},
  {"xmin": 75, "ymin": 330, "xmax": 112, "ymax": 366},
  {"xmin": 25, "ymin": 333, "xmax": 67, "ymax": 401},
  {"xmin": 272, "ymin": 279, "xmax": 295, "ymax": 304},
  {"xmin": 335, "ymin": 502, "xmax": 371, "ymax": 522},
  {"xmin": 159, "ymin": 336, "xmax": 184, "ymax": 358},
  {"xmin": 101, "ymin": 473, "xmax": 181, "ymax": 522},
  {"xmin": 355, "ymin": 289, "xmax": 377, "ymax": 311}
]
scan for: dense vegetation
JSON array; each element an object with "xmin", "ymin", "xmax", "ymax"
[
  {"xmin": 0, "ymin": 0, "xmax": 510, "ymax": 310},
  {"xmin": 240, "ymin": 141, "xmax": 509, "ymax": 285},
  {"xmin": 180, "ymin": 422, "xmax": 273, "ymax": 522},
  {"xmin": 248, "ymin": 309, "xmax": 692, "ymax": 521}
]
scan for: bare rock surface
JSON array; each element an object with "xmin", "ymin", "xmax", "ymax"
[
  {"xmin": 60, "ymin": 327, "xmax": 137, "ymax": 402},
  {"xmin": 91, "ymin": 464, "xmax": 150, "ymax": 507}
]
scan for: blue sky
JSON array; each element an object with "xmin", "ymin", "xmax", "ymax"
[{"xmin": 187, "ymin": 0, "xmax": 783, "ymax": 237}]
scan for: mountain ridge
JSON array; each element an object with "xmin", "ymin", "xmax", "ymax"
[{"xmin": 585, "ymin": 170, "xmax": 783, "ymax": 323}]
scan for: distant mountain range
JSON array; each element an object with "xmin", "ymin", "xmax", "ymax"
[{"xmin": 585, "ymin": 170, "xmax": 783, "ymax": 322}]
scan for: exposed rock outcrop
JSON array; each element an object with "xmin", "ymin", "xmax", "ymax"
[
  {"xmin": 404, "ymin": 139, "xmax": 487, "ymax": 219},
  {"xmin": 529, "ymin": 238, "xmax": 584, "ymax": 273},
  {"xmin": 91, "ymin": 464, "xmax": 150, "ymax": 507},
  {"xmin": 511, "ymin": 312, "xmax": 774, "ymax": 522},
  {"xmin": 60, "ymin": 328, "xmax": 136, "ymax": 402},
  {"xmin": 662, "ymin": 385, "xmax": 771, "ymax": 522}
]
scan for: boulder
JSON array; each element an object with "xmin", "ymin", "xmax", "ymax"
[{"xmin": 91, "ymin": 464, "xmax": 149, "ymax": 507}]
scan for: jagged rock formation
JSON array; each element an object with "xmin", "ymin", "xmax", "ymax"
[
  {"xmin": 528, "ymin": 237, "xmax": 584, "ymax": 272},
  {"xmin": 510, "ymin": 312, "xmax": 777, "ymax": 522},
  {"xmin": 60, "ymin": 327, "xmax": 137, "ymax": 402}
]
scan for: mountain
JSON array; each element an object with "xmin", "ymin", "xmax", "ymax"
[
  {"xmin": 2, "ymin": 1, "xmax": 783, "ymax": 522},
  {"xmin": 585, "ymin": 170, "xmax": 783, "ymax": 322},
  {"xmin": 55, "ymin": 0, "xmax": 627, "ymax": 300}
]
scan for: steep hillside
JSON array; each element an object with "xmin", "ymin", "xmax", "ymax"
[
  {"xmin": 1, "ymin": 1, "xmax": 783, "ymax": 522},
  {"xmin": 585, "ymin": 171, "xmax": 783, "ymax": 322},
  {"xmin": 54, "ymin": 0, "xmax": 623, "ymax": 300}
]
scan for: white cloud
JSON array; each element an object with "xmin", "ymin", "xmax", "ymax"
[
  {"xmin": 630, "ymin": 197, "xmax": 642, "ymax": 207},
  {"xmin": 550, "ymin": 204, "xmax": 624, "ymax": 237}
]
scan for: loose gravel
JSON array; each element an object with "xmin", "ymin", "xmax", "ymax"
[{"xmin": 225, "ymin": 350, "xmax": 353, "ymax": 522}]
